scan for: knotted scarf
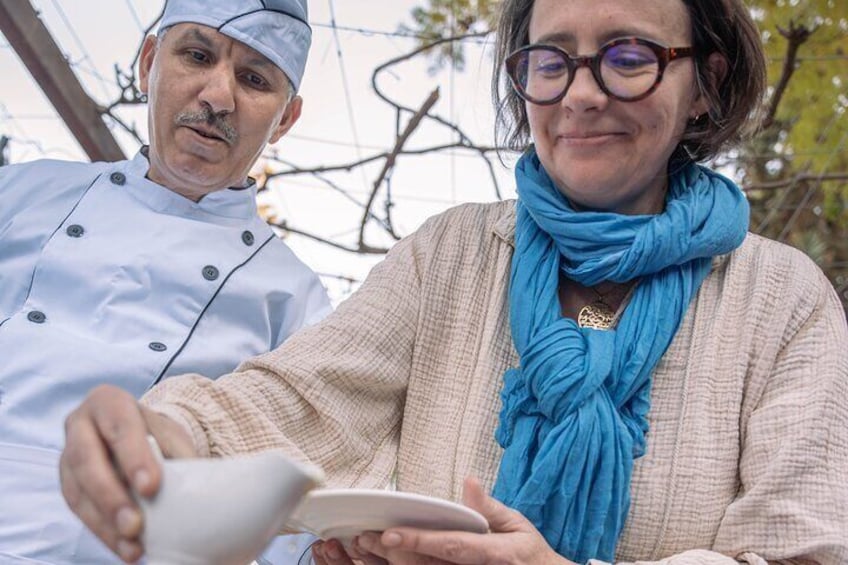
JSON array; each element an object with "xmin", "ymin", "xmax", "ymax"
[{"xmin": 492, "ymin": 149, "xmax": 749, "ymax": 562}]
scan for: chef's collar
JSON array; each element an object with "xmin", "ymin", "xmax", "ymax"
[
  {"xmin": 138, "ymin": 145, "xmax": 256, "ymax": 192},
  {"xmin": 121, "ymin": 147, "xmax": 260, "ymax": 222}
]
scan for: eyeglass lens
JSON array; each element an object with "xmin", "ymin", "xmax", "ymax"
[{"xmin": 515, "ymin": 42, "xmax": 662, "ymax": 102}]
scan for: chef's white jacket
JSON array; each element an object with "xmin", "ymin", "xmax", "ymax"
[{"xmin": 0, "ymin": 150, "xmax": 332, "ymax": 563}]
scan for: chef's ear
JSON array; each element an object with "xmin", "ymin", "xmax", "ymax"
[
  {"xmin": 138, "ymin": 34, "xmax": 158, "ymax": 96},
  {"xmin": 269, "ymin": 95, "xmax": 302, "ymax": 144}
]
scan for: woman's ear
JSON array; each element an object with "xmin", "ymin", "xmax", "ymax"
[{"xmin": 691, "ymin": 52, "xmax": 728, "ymax": 118}]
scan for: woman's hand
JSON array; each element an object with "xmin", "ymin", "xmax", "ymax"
[
  {"xmin": 311, "ymin": 477, "xmax": 574, "ymax": 565},
  {"xmin": 59, "ymin": 384, "xmax": 196, "ymax": 563}
]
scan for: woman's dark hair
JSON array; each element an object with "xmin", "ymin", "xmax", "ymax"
[{"xmin": 492, "ymin": 0, "xmax": 768, "ymax": 163}]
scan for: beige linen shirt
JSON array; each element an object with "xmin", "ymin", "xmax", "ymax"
[{"xmin": 144, "ymin": 201, "xmax": 848, "ymax": 564}]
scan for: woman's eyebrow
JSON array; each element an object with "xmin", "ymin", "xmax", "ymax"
[
  {"xmin": 534, "ymin": 31, "xmax": 575, "ymax": 45},
  {"xmin": 534, "ymin": 27, "xmax": 659, "ymax": 48}
]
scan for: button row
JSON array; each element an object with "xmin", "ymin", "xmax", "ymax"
[
  {"xmin": 26, "ymin": 310, "xmax": 168, "ymax": 352},
  {"xmin": 65, "ymin": 226, "xmax": 254, "ymax": 248},
  {"xmin": 65, "ymin": 223, "xmax": 253, "ymax": 249},
  {"xmin": 90, "ymin": 170, "xmax": 257, "ymax": 252}
]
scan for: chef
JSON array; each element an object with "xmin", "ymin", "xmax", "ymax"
[{"xmin": 0, "ymin": 1, "xmax": 329, "ymax": 563}]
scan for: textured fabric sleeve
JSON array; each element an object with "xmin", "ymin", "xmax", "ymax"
[
  {"xmin": 593, "ymin": 549, "xmax": 743, "ymax": 564},
  {"xmin": 618, "ymin": 263, "xmax": 848, "ymax": 565},
  {"xmin": 608, "ymin": 256, "xmax": 848, "ymax": 565},
  {"xmin": 711, "ymin": 266, "xmax": 848, "ymax": 563},
  {"xmin": 608, "ymin": 551, "xmax": 765, "ymax": 564},
  {"xmin": 142, "ymin": 214, "xmax": 433, "ymax": 488}
]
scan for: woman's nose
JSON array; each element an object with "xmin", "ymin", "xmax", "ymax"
[{"xmin": 561, "ymin": 66, "xmax": 609, "ymax": 113}]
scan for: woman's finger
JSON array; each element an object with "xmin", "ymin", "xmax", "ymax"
[
  {"xmin": 349, "ymin": 535, "xmax": 390, "ymax": 564},
  {"xmin": 461, "ymin": 477, "xmax": 525, "ymax": 533},
  {"xmin": 312, "ymin": 539, "xmax": 358, "ymax": 564}
]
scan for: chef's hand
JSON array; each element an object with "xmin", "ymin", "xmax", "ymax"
[
  {"xmin": 311, "ymin": 477, "xmax": 574, "ymax": 565},
  {"xmin": 59, "ymin": 384, "xmax": 196, "ymax": 563}
]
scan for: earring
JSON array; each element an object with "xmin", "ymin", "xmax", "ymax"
[
  {"xmin": 688, "ymin": 113, "xmax": 707, "ymax": 126},
  {"xmin": 139, "ymin": 93, "xmax": 149, "ymax": 104}
]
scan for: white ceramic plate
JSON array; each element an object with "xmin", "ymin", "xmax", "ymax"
[{"xmin": 286, "ymin": 489, "xmax": 489, "ymax": 544}]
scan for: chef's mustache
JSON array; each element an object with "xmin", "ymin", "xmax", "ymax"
[{"xmin": 175, "ymin": 108, "xmax": 237, "ymax": 145}]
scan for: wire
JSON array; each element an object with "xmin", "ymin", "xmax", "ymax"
[
  {"xmin": 310, "ymin": 21, "xmax": 493, "ymax": 45},
  {"xmin": 270, "ymin": 175, "xmax": 466, "ymax": 206},
  {"xmin": 449, "ymin": 0, "xmax": 457, "ymax": 204},
  {"xmin": 327, "ymin": 0, "xmax": 371, "ymax": 194},
  {"xmin": 49, "ymin": 0, "xmax": 113, "ymax": 100},
  {"xmin": 123, "ymin": 0, "xmax": 146, "ymax": 32}
]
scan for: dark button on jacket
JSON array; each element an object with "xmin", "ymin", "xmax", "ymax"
[{"xmin": 66, "ymin": 224, "xmax": 85, "ymax": 238}]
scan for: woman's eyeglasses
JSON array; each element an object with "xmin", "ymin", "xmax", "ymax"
[{"xmin": 505, "ymin": 37, "xmax": 695, "ymax": 104}]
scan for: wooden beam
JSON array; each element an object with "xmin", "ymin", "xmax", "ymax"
[{"xmin": 0, "ymin": 0, "xmax": 125, "ymax": 162}]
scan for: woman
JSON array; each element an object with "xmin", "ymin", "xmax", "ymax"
[{"xmin": 60, "ymin": 0, "xmax": 848, "ymax": 563}]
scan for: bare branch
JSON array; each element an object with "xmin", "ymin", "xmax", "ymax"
[
  {"xmin": 314, "ymin": 271, "xmax": 362, "ymax": 285},
  {"xmin": 97, "ymin": 5, "xmax": 165, "ymax": 143},
  {"xmin": 266, "ymin": 143, "xmax": 504, "ymax": 178},
  {"xmin": 102, "ymin": 109, "xmax": 145, "ymax": 144},
  {"xmin": 745, "ymin": 172, "xmax": 848, "ymax": 191},
  {"xmin": 358, "ymin": 88, "xmax": 440, "ymax": 248},
  {"xmin": 263, "ymin": 156, "xmax": 394, "ymax": 232},
  {"xmin": 370, "ymin": 32, "xmax": 504, "ymax": 199},
  {"xmin": 269, "ymin": 220, "xmax": 389, "ymax": 254}
]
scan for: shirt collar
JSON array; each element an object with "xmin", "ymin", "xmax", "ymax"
[
  {"xmin": 492, "ymin": 201, "xmax": 516, "ymax": 248},
  {"xmin": 124, "ymin": 147, "xmax": 259, "ymax": 221}
]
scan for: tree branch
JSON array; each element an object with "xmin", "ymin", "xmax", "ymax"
[
  {"xmin": 745, "ymin": 172, "xmax": 848, "ymax": 191},
  {"xmin": 97, "ymin": 6, "xmax": 165, "ymax": 144},
  {"xmin": 266, "ymin": 142, "xmax": 504, "ymax": 178},
  {"xmin": 370, "ymin": 32, "xmax": 504, "ymax": 199},
  {"xmin": 762, "ymin": 20, "xmax": 814, "ymax": 130},
  {"xmin": 262, "ymin": 156, "xmax": 396, "ymax": 234},
  {"xmin": 269, "ymin": 220, "xmax": 389, "ymax": 254},
  {"xmin": 358, "ymin": 88, "xmax": 440, "ymax": 248}
]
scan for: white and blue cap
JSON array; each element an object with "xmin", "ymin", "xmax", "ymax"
[{"xmin": 159, "ymin": 0, "xmax": 311, "ymax": 91}]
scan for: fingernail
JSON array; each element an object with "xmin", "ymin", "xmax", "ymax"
[
  {"xmin": 133, "ymin": 469, "xmax": 151, "ymax": 492},
  {"xmin": 348, "ymin": 540, "xmax": 364, "ymax": 558},
  {"xmin": 358, "ymin": 533, "xmax": 375, "ymax": 550},
  {"xmin": 116, "ymin": 507, "xmax": 140, "ymax": 536},
  {"xmin": 326, "ymin": 542, "xmax": 342, "ymax": 559},
  {"xmin": 117, "ymin": 540, "xmax": 136, "ymax": 562},
  {"xmin": 383, "ymin": 531, "xmax": 402, "ymax": 547}
]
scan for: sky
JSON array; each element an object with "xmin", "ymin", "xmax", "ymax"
[{"xmin": 0, "ymin": 0, "xmax": 518, "ymax": 303}]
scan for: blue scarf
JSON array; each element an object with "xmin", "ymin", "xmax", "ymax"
[{"xmin": 492, "ymin": 149, "xmax": 749, "ymax": 562}]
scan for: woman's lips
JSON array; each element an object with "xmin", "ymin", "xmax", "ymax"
[{"xmin": 557, "ymin": 131, "xmax": 627, "ymax": 148}]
